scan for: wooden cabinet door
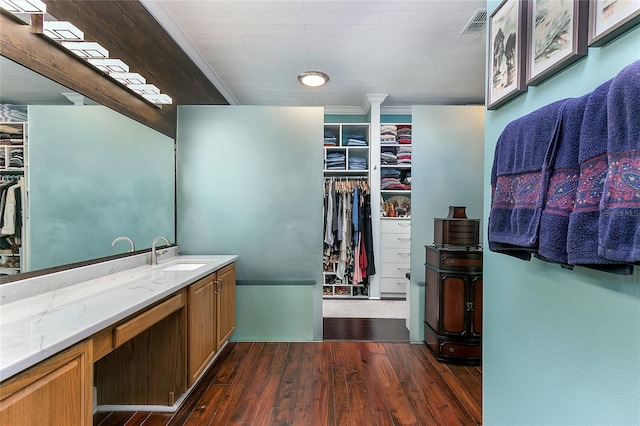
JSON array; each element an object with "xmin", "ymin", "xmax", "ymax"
[
  {"xmin": 440, "ymin": 274, "xmax": 467, "ymax": 336},
  {"xmin": 471, "ymin": 275, "xmax": 482, "ymax": 337},
  {"xmin": 188, "ymin": 275, "xmax": 217, "ymax": 386},
  {"xmin": 216, "ymin": 263, "xmax": 236, "ymax": 350},
  {"xmin": 0, "ymin": 341, "xmax": 92, "ymax": 426}
]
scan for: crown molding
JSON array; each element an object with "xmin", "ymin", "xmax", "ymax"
[
  {"xmin": 139, "ymin": 0, "xmax": 238, "ymax": 106},
  {"xmin": 380, "ymin": 105, "xmax": 413, "ymax": 115}
]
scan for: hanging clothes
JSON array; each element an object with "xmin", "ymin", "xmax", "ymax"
[{"xmin": 323, "ymin": 178, "xmax": 375, "ymax": 289}]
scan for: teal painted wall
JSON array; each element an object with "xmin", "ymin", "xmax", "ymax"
[
  {"xmin": 176, "ymin": 106, "xmax": 324, "ymax": 341},
  {"xmin": 410, "ymin": 105, "xmax": 485, "ymax": 342},
  {"xmin": 484, "ymin": 1, "xmax": 640, "ymax": 423},
  {"xmin": 28, "ymin": 105, "xmax": 175, "ymax": 271}
]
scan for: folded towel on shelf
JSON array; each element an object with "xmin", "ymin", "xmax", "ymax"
[
  {"xmin": 488, "ymin": 99, "xmax": 568, "ymax": 260},
  {"xmin": 598, "ymin": 60, "xmax": 640, "ymax": 264},
  {"xmin": 536, "ymin": 95, "xmax": 589, "ymax": 266}
]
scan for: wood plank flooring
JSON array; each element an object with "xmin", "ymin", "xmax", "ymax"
[
  {"xmin": 323, "ymin": 317, "xmax": 410, "ymax": 341},
  {"xmin": 94, "ymin": 339, "xmax": 482, "ymax": 425}
]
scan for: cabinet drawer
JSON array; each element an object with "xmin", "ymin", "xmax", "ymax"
[
  {"xmin": 381, "ymin": 233, "xmax": 411, "ymax": 249},
  {"xmin": 380, "ymin": 262, "xmax": 411, "ymax": 280},
  {"xmin": 381, "ymin": 219, "xmax": 411, "ymax": 234},
  {"xmin": 440, "ymin": 342, "xmax": 482, "ymax": 358},
  {"xmin": 380, "ymin": 248, "xmax": 411, "ymax": 263},
  {"xmin": 380, "ymin": 278, "xmax": 408, "ymax": 294},
  {"xmin": 426, "ymin": 246, "xmax": 482, "ymax": 271},
  {"xmin": 114, "ymin": 293, "xmax": 184, "ymax": 348},
  {"xmin": 381, "ymin": 262, "xmax": 411, "ymax": 278}
]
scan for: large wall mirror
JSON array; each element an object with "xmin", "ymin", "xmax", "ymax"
[{"xmin": 0, "ymin": 56, "xmax": 176, "ymax": 282}]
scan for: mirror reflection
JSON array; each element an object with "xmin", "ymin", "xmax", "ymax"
[{"xmin": 0, "ymin": 56, "xmax": 176, "ymax": 281}]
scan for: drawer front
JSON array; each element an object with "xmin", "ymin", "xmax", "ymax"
[
  {"xmin": 440, "ymin": 341, "xmax": 482, "ymax": 359},
  {"xmin": 426, "ymin": 247, "xmax": 482, "ymax": 271},
  {"xmin": 381, "ymin": 219, "xmax": 411, "ymax": 234},
  {"xmin": 380, "ymin": 248, "xmax": 411, "ymax": 264},
  {"xmin": 381, "ymin": 233, "xmax": 411, "ymax": 249},
  {"xmin": 381, "ymin": 262, "xmax": 411, "ymax": 278},
  {"xmin": 114, "ymin": 293, "xmax": 184, "ymax": 348},
  {"xmin": 380, "ymin": 278, "xmax": 408, "ymax": 294}
]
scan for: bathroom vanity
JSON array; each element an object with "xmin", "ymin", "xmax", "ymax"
[{"xmin": 0, "ymin": 251, "xmax": 237, "ymax": 424}]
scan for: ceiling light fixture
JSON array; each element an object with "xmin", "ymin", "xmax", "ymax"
[
  {"xmin": 298, "ymin": 71, "xmax": 329, "ymax": 87},
  {"xmin": 0, "ymin": 0, "xmax": 46, "ymax": 13},
  {"xmin": 42, "ymin": 20, "xmax": 84, "ymax": 41},
  {"xmin": 61, "ymin": 41, "xmax": 109, "ymax": 58}
]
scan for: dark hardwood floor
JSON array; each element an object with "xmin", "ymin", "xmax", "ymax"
[
  {"xmin": 323, "ymin": 317, "xmax": 410, "ymax": 341},
  {"xmin": 94, "ymin": 323, "xmax": 482, "ymax": 426}
]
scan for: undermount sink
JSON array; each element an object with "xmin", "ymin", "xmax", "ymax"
[{"xmin": 162, "ymin": 263, "xmax": 206, "ymax": 271}]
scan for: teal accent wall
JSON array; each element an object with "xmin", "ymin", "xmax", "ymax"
[
  {"xmin": 176, "ymin": 106, "xmax": 324, "ymax": 341},
  {"xmin": 28, "ymin": 105, "xmax": 175, "ymax": 271},
  {"xmin": 381, "ymin": 114, "xmax": 412, "ymax": 123},
  {"xmin": 324, "ymin": 114, "xmax": 368, "ymax": 123},
  {"xmin": 484, "ymin": 2, "xmax": 640, "ymax": 423},
  {"xmin": 410, "ymin": 105, "xmax": 485, "ymax": 342}
]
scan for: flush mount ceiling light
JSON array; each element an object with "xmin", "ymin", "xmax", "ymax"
[
  {"xmin": 298, "ymin": 71, "xmax": 329, "ymax": 87},
  {"xmin": 61, "ymin": 41, "xmax": 109, "ymax": 58},
  {"xmin": 87, "ymin": 58, "xmax": 129, "ymax": 73},
  {"xmin": 42, "ymin": 20, "xmax": 84, "ymax": 41},
  {"xmin": 0, "ymin": 0, "xmax": 46, "ymax": 13}
]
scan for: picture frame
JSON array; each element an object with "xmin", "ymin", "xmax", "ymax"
[
  {"xmin": 526, "ymin": 0, "xmax": 589, "ymax": 86},
  {"xmin": 589, "ymin": 0, "xmax": 640, "ymax": 46},
  {"xmin": 487, "ymin": 0, "xmax": 528, "ymax": 110}
]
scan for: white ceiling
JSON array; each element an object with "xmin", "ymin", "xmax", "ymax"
[{"xmin": 142, "ymin": 0, "xmax": 487, "ymax": 112}]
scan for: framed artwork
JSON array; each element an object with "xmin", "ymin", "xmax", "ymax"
[
  {"xmin": 589, "ymin": 0, "xmax": 640, "ymax": 46},
  {"xmin": 526, "ymin": 0, "xmax": 589, "ymax": 86},
  {"xmin": 487, "ymin": 0, "xmax": 528, "ymax": 110}
]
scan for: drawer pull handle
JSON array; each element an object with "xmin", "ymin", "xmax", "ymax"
[
  {"xmin": 397, "ymin": 237, "xmax": 410, "ymax": 242},
  {"xmin": 397, "ymin": 267, "xmax": 410, "ymax": 272},
  {"xmin": 449, "ymin": 347, "xmax": 455, "ymax": 353},
  {"xmin": 398, "ymin": 223, "xmax": 410, "ymax": 227},
  {"xmin": 397, "ymin": 252, "xmax": 410, "ymax": 257}
]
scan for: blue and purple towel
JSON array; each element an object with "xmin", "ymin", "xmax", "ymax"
[{"xmin": 488, "ymin": 99, "xmax": 568, "ymax": 260}]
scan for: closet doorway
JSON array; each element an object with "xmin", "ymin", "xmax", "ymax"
[{"xmin": 322, "ymin": 177, "xmax": 409, "ymax": 341}]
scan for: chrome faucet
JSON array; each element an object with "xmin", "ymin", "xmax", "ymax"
[
  {"xmin": 112, "ymin": 236, "xmax": 135, "ymax": 252},
  {"xmin": 151, "ymin": 236, "xmax": 170, "ymax": 265}
]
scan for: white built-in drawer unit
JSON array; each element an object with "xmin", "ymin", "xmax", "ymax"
[{"xmin": 380, "ymin": 218, "xmax": 411, "ymax": 297}]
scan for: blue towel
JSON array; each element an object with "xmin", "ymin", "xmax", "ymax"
[
  {"xmin": 537, "ymin": 95, "xmax": 590, "ymax": 266},
  {"xmin": 598, "ymin": 60, "xmax": 640, "ymax": 264},
  {"xmin": 488, "ymin": 99, "xmax": 568, "ymax": 259},
  {"xmin": 565, "ymin": 78, "xmax": 632, "ymax": 274}
]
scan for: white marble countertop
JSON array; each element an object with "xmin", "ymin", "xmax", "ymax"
[{"xmin": 0, "ymin": 254, "xmax": 237, "ymax": 381}]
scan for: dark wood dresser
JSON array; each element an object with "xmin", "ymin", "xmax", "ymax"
[{"xmin": 424, "ymin": 206, "xmax": 482, "ymax": 365}]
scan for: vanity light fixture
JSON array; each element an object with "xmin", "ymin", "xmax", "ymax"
[
  {"xmin": 142, "ymin": 93, "xmax": 172, "ymax": 104},
  {"xmin": 32, "ymin": 13, "xmax": 172, "ymax": 106},
  {"xmin": 0, "ymin": 0, "xmax": 46, "ymax": 13},
  {"xmin": 109, "ymin": 72, "xmax": 146, "ymax": 85},
  {"xmin": 61, "ymin": 41, "xmax": 109, "ymax": 59},
  {"xmin": 87, "ymin": 58, "xmax": 129, "ymax": 73},
  {"xmin": 42, "ymin": 20, "xmax": 84, "ymax": 41},
  {"xmin": 127, "ymin": 84, "xmax": 160, "ymax": 95},
  {"xmin": 298, "ymin": 71, "xmax": 329, "ymax": 87}
]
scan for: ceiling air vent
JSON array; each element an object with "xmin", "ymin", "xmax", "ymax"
[{"xmin": 461, "ymin": 9, "xmax": 487, "ymax": 34}]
